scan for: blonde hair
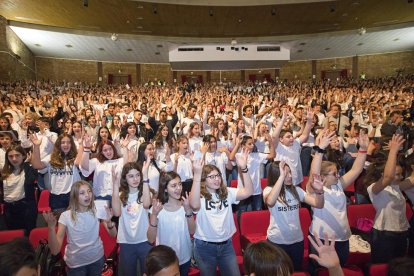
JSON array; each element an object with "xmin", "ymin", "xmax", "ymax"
[{"xmin": 68, "ymin": 180, "xmax": 96, "ymax": 222}]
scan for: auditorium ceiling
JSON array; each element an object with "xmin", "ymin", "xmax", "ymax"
[{"xmin": 1, "ymin": 0, "xmax": 414, "ymax": 64}]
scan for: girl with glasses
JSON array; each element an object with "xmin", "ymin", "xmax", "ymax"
[
  {"xmin": 307, "ymin": 130, "xmax": 369, "ymax": 271},
  {"xmin": 189, "ymin": 150, "xmax": 253, "ymax": 276}
]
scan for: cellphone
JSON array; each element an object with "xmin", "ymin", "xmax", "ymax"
[{"xmin": 193, "ymin": 150, "xmax": 203, "ymax": 161}]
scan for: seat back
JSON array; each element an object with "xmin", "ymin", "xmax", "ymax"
[
  {"xmin": 99, "ymin": 223, "xmax": 117, "ymax": 258},
  {"xmin": 0, "ymin": 229, "xmax": 25, "ymax": 244},
  {"xmin": 38, "ymin": 190, "xmax": 51, "ymax": 213},
  {"xmin": 29, "ymin": 227, "xmax": 49, "ymax": 248},
  {"xmin": 232, "ymin": 214, "xmax": 242, "ymax": 256},
  {"xmin": 347, "ymin": 204, "xmax": 376, "ymax": 228},
  {"xmin": 260, "ymin": 178, "xmax": 268, "ymax": 190},
  {"xmin": 301, "ymin": 176, "xmax": 309, "ymax": 190},
  {"xmin": 240, "ymin": 210, "xmax": 270, "ymax": 237},
  {"xmin": 369, "ymin": 264, "xmax": 387, "ymax": 276},
  {"xmin": 230, "ymin": 180, "xmax": 238, "ymax": 188}
]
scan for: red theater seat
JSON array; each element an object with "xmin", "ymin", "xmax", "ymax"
[
  {"xmin": 318, "ymin": 267, "xmax": 364, "ymax": 276},
  {"xmin": 38, "ymin": 190, "xmax": 51, "ymax": 213},
  {"xmin": 0, "ymin": 229, "xmax": 25, "ymax": 243},
  {"xmin": 260, "ymin": 178, "xmax": 268, "ymax": 190},
  {"xmin": 369, "ymin": 263, "xmax": 387, "ymax": 276},
  {"xmin": 240, "ymin": 210, "xmax": 270, "ymax": 249},
  {"xmin": 230, "ymin": 179, "xmax": 238, "ymax": 188}
]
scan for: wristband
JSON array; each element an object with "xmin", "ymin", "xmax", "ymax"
[
  {"xmin": 149, "ymin": 222, "xmax": 158, "ymax": 227},
  {"xmin": 143, "ymin": 179, "xmax": 150, "ymax": 184},
  {"xmin": 83, "ymin": 150, "xmax": 91, "ymax": 153},
  {"xmin": 312, "ymin": 145, "xmax": 327, "ymax": 154},
  {"xmin": 185, "ymin": 213, "xmax": 193, "ymax": 218},
  {"xmin": 241, "ymin": 167, "xmax": 248, "ymax": 173},
  {"xmin": 358, "ymin": 150, "xmax": 367, "ymax": 153},
  {"xmin": 107, "ymin": 222, "xmax": 115, "ymax": 229},
  {"xmin": 84, "ymin": 146, "xmax": 91, "ymax": 150},
  {"xmin": 314, "ymin": 190, "xmax": 324, "ymax": 195}
]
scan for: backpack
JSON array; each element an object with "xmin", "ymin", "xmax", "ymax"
[{"xmin": 35, "ymin": 239, "xmax": 64, "ymax": 276}]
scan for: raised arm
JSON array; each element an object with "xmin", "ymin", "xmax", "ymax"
[
  {"xmin": 189, "ymin": 159, "xmax": 204, "ymax": 211},
  {"xmin": 341, "ymin": 133, "xmax": 369, "ymax": 188},
  {"xmin": 265, "ymin": 133, "xmax": 276, "ymax": 160},
  {"xmin": 235, "ymin": 148, "xmax": 254, "ymax": 201},
  {"xmin": 273, "ymin": 109, "xmax": 288, "ymax": 149},
  {"xmin": 42, "ymin": 212, "xmax": 65, "ymax": 255},
  {"xmin": 29, "ymin": 133, "xmax": 47, "ymax": 170},
  {"xmin": 80, "ymin": 134, "xmax": 92, "ymax": 171},
  {"xmin": 141, "ymin": 157, "xmax": 152, "ymax": 209},
  {"xmin": 299, "ymin": 107, "xmax": 314, "ymax": 144},
  {"xmin": 263, "ymin": 161, "xmax": 286, "ymax": 208},
  {"xmin": 182, "ymin": 191, "xmax": 196, "ymax": 235},
  {"xmin": 147, "ymin": 199, "xmax": 163, "ymax": 243},
  {"xmin": 111, "ymin": 165, "xmax": 122, "ymax": 217},
  {"xmin": 370, "ymin": 134, "xmax": 405, "ymax": 194}
]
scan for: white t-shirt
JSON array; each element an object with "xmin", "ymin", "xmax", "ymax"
[
  {"xmin": 150, "ymin": 206, "xmax": 192, "ymax": 265},
  {"xmin": 310, "ymin": 180, "xmax": 351, "ymax": 241},
  {"xmin": 236, "ymin": 152, "xmax": 268, "ymax": 195},
  {"xmin": 189, "ymin": 136, "xmax": 203, "ymax": 153},
  {"xmin": 117, "ymin": 191, "xmax": 149, "ymax": 244},
  {"xmin": 263, "ymin": 186, "xmax": 306, "ymax": 244},
  {"xmin": 147, "ymin": 160, "xmax": 173, "ymax": 192},
  {"xmin": 3, "ymin": 171, "xmax": 25, "ymax": 202},
  {"xmin": 194, "ymin": 188, "xmax": 239, "ymax": 242},
  {"xmin": 275, "ymin": 138, "xmax": 303, "ymax": 186},
  {"xmin": 170, "ymin": 153, "xmax": 193, "ymax": 181},
  {"xmin": 59, "ymin": 210, "xmax": 104, "ymax": 268},
  {"xmin": 367, "ymin": 183, "xmax": 409, "ymax": 232},
  {"xmin": 80, "ymin": 158, "xmax": 124, "ymax": 198},
  {"xmin": 40, "ymin": 158, "xmax": 81, "ymax": 194},
  {"xmin": 0, "ymin": 148, "xmax": 6, "ymax": 172},
  {"xmin": 181, "ymin": 117, "xmax": 200, "ymax": 136}
]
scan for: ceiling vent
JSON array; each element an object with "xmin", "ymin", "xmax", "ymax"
[
  {"xmin": 257, "ymin": 46, "xmax": 281, "ymax": 52},
  {"xmin": 178, "ymin": 47, "xmax": 204, "ymax": 52}
]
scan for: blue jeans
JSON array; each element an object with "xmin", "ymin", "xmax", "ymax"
[
  {"xmin": 268, "ymin": 240, "xmax": 304, "ymax": 271},
  {"xmin": 179, "ymin": 260, "xmax": 191, "ymax": 276},
  {"xmin": 49, "ymin": 192, "xmax": 70, "ymax": 212},
  {"xmin": 119, "ymin": 242, "xmax": 153, "ymax": 276},
  {"xmin": 67, "ymin": 256, "xmax": 104, "ymax": 276},
  {"xmin": 194, "ymin": 238, "xmax": 240, "ymax": 276}
]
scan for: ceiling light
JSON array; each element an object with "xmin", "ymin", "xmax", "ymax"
[
  {"xmin": 393, "ymin": 38, "xmax": 400, "ymax": 41},
  {"xmin": 325, "ymin": 47, "xmax": 330, "ymax": 50},
  {"xmin": 157, "ymin": 45, "xmax": 163, "ymax": 48},
  {"xmin": 98, "ymin": 48, "xmax": 105, "ymax": 51},
  {"xmin": 357, "ymin": 42, "xmax": 364, "ymax": 46},
  {"xmin": 127, "ymin": 49, "xmax": 133, "ymax": 51},
  {"xmin": 111, "ymin": 33, "xmax": 118, "ymax": 41},
  {"xmin": 299, "ymin": 42, "xmax": 306, "ymax": 46},
  {"xmin": 231, "ymin": 39, "xmax": 237, "ymax": 45},
  {"xmin": 137, "ymin": 17, "xmax": 144, "ymax": 20},
  {"xmin": 65, "ymin": 44, "xmax": 73, "ymax": 48},
  {"xmin": 358, "ymin": 27, "xmax": 366, "ymax": 35},
  {"xmin": 34, "ymin": 43, "xmax": 41, "ymax": 47},
  {"xmin": 238, "ymin": 19, "xmax": 243, "ymax": 23}
]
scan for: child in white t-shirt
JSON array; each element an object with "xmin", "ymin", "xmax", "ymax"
[
  {"xmin": 147, "ymin": 171, "xmax": 196, "ymax": 276},
  {"xmin": 42, "ymin": 181, "xmax": 116, "ymax": 275},
  {"xmin": 189, "ymin": 150, "xmax": 253, "ymax": 276},
  {"xmin": 112, "ymin": 161, "xmax": 152, "ymax": 276}
]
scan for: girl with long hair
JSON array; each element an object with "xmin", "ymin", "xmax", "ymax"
[
  {"xmin": 120, "ymin": 122, "xmax": 140, "ymax": 161},
  {"xmin": 112, "ymin": 161, "xmax": 152, "ymax": 276},
  {"xmin": 1, "ymin": 145, "xmax": 38, "ymax": 235},
  {"xmin": 30, "ymin": 133, "xmax": 83, "ymax": 212},
  {"xmin": 189, "ymin": 150, "xmax": 253, "ymax": 276},
  {"xmin": 147, "ymin": 171, "xmax": 195, "ymax": 276},
  {"xmin": 42, "ymin": 181, "xmax": 116, "ymax": 275},
  {"xmin": 264, "ymin": 160, "xmax": 324, "ymax": 271},
  {"xmin": 136, "ymin": 142, "xmax": 172, "ymax": 193},
  {"xmin": 188, "ymin": 122, "xmax": 203, "ymax": 154},
  {"xmin": 153, "ymin": 123, "xmax": 175, "ymax": 163},
  {"xmin": 108, "ymin": 115, "xmax": 122, "ymax": 142},
  {"xmin": 171, "ymin": 135, "xmax": 193, "ymax": 195}
]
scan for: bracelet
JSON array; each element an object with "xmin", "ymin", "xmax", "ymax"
[
  {"xmin": 84, "ymin": 146, "xmax": 91, "ymax": 150},
  {"xmin": 107, "ymin": 222, "xmax": 115, "ymax": 229},
  {"xmin": 83, "ymin": 150, "xmax": 91, "ymax": 153},
  {"xmin": 143, "ymin": 179, "xmax": 150, "ymax": 184},
  {"xmin": 314, "ymin": 190, "xmax": 324, "ymax": 195},
  {"xmin": 149, "ymin": 222, "xmax": 158, "ymax": 227},
  {"xmin": 312, "ymin": 145, "xmax": 327, "ymax": 154},
  {"xmin": 185, "ymin": 212, "xmax": 193, "ymax": 218},
  {"xmin": 358, "ymin": 150, "xmax": 367, "ymax": 154},
  {"xmin": 241, "ymin": 167, "xmax": 248, "ymax": 173}
]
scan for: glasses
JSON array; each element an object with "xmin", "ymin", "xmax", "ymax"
[
  {"xmin": 206, "ymin": 174, "xmax": 221, "ymax": 180},
  {"xmin": 325, "ymin": 172, "xmax": 339, "ymax": 178}
]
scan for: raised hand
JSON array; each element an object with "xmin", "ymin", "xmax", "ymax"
[
  {"xmin": 317, "ymin": 130, "xmax": 336, "ymax": 150},
  {"xmin": 142, "ymin": 156, "xmax": 151, "ymax": 175},
  {"xmin": 310, "ymin": 174, "xmax": 324, "ymax": 193},
  {"xmin": 83, "ymin": 133, "xmax": 92, "ymax": 148},
  {"xmin": 308, "ymin": 233, "xmax": 340, "ymax": 269},
  {"xmin": 236, "ymin": 148, "xmax": 249, "ymax": 169},
  {"xmin": 42, "ymin": 211, "xmax": 57, "ymax": 228},
  {"xmin": 182, "ymin": 192, "xmax": 192, "ymax": 214},
  {"xmin": 389, "ymin": 134, "xmax": 405, "ymax": 153},
  {"xmin": 104, "ymin": 206, "xmax": 114, "ymax": 223},
  {"xmin": 151, "ymin": 198, "xmax": 163, "ymax": 216},
  {"xmin": 279, "ymin": 160, "xmax": 287, "ymax": 178},
  {"xmin": 305, "ymin": 106, "xmax": 314, "ymax": 121},
  {"xmin": 357, "ymin": 132, "xmax": 369, "ymax": 150},
  {"xmin": 111, "ymin": 164, "xmax": 120, "ymax": 189},
  {"xmin": 192, "ymin": 158, "xmax": 204, "ymax": 176},
  {"xmin": 29, "ymin": 133, "xmax": 41, "ymax": 146}
]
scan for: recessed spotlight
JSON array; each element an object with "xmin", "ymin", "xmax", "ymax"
[
  {"xmin": 157, "ymin": 45, "xmax": 163, "ymax": 48},
  {"xmin": 299, "ymin": 42, "xmax": 306, "ymax": 46},
  {"xmin": 220, "ymin": 48, "xmax": 224, "ymax": 51},
  {"xmin": 127, "ymin": 49, "xmax": 133, "ymax": 51},
  {"xmin": 238, "ymin": 19, "xmax": 243, "ymax": 23},
  {"xmin": 216, "ymin": 47, "xmax": 220, "ymax": 50},
  {"xmin": 65, "ymin": 44, "xmax": 73, "ymax": 48},
  {"xmin": 357, "ymin": 42, "xmax": 364, "ymax": 46},
  {"xmin": 325, "ymin": 47, "xmax": 330, "ymax": 50},
  {"xmin": 34, "ymin": 43, "xmax": 41, "ymax": 47},
  {"xmin": 393, "ymin": 38, "xmax": 400, "ymax": 41},
  {"xmin": 137, "ymin": 17, "xmax": 144, "ymax": 20},
  {"xmin": 98, "ymin": 48, "xmax": 105, "ymax": 51},
  {"xmin": 297, "ymin": 49, "xmax": 303, "ymax": 53},
  {"xmin": 137, "ymin": 26, "xmax": 143, "ymax": 29},
  {"xmin": 155, "ymin": 52, "xmax": 160, "ymax": 55}
]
